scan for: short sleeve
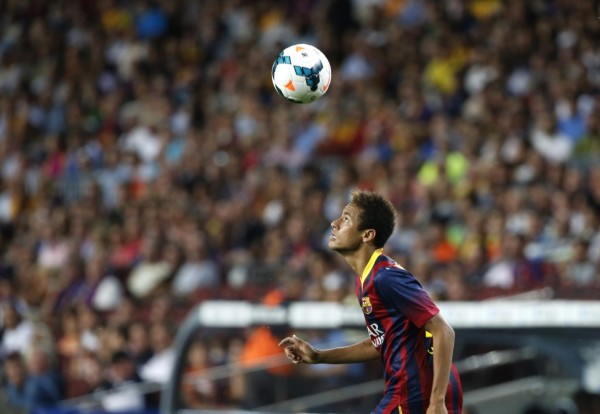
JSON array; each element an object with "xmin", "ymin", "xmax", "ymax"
[{"xmin": 374, "ymin": 267, "xmax": 439, "ymax": 329}]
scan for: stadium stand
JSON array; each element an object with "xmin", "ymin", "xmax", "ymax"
[{"xmin": 1, "ymin": 0, "xmax": 600, "ymax": 413}]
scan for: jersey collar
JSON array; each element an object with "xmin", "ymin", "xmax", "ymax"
[{"xmin": 361, "ymin": 248, "xmax": 383, "ymax": 288}]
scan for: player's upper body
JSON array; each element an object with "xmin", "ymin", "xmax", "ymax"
[
  {"xmin": 356, "ymin": 248, "xmax": 462, "ymax": 414},
  {"xmin": 281, "ymin": 190, "xmax": 462, "ymax": 414},
  {"xmin": 328, "ymin": 190, "xmax": 462, "ymax": 414}
]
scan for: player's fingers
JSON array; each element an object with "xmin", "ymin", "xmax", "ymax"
[
  {"xmin": 284, "ymin": 345, "xmax": 304, "ymax": 360},
  {"xmin": 288, "ymin": 351, "xmax": 302, "ymax": 364},
  {"xmin": 278, "ymin": 337, "xmax": 296, "ymax": 347}
]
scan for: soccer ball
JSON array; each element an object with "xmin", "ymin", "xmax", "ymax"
[{"xmin": 271, "ymin": 44, "xmax": 332, "ymax": 104}]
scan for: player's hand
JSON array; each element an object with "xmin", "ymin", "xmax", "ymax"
[
  {"xmin": 278, "ymin": 334, "xmax": 320, "ymax": 364},
  {"xmin": 425, "ymin": 401, "xmax": 448, "ymax": 414}
]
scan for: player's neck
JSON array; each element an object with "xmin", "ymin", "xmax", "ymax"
[{"xmin": 344, "ymin": 245, "xmax": 379, "ymax": 276}]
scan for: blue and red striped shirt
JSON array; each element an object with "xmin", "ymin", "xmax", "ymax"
[{"xmin": 355, "ymin": 249, "xmax": 462, "ymax": 414}]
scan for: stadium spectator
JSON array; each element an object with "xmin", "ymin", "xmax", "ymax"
[
  {"xmin": 16, "ymin": 345, "xmax": 63, "ymax": 412},
  {"xmin": 237, "ymin": 326, "xmax": 292, "ymax": 409},
  {"xmin": 139, "ymin": 322, "xmax": 175, "ymax": 384},
  {"xmin": 84, "ymin": 252, "xmax": 125, "ymax": 312},
  {"xmin": 126, "ymin": 236, "xmax": 174, "ymax": 301},
  {"xmin": 0, "ymin": 303, "xmax": 34, "ymax": 359},
  {"xmin": 101, "ymin": 351, "xmax": 146, "ymax": 412},
  {"xmin": 171, "ymin": 233, "xmax": 219, "ymax": 298},
  {"xmin": 4, "ymin": 352, "xmax": 28, "ymax": 413},
  {"xmin": 126, "ymin": 321, "xmax": 154, "ymax": 369},
  {"xmin": 181, "ymin": 341, "xmax": 216, "ymax": 409},
  {"xmin": 56, "ymin": 308, "xmax": 81, "ymax": 360},
  {"xmin": 63, "ymin": 352, "xmax": 111, "ymax": 400},
  {"xmin": 0, "ymin": 276, "xmax": 28, "ymax": 331},
  {"xmin": 482, "ymin": 232, "xmax": 558, "ymax": 291},
  {"xmin": 561, "ymin": 238, "xmax": 599, "ymax": 287},
  {"xmin": 76, "ymin": 305, "xmax": 101, "ymax": 354}
]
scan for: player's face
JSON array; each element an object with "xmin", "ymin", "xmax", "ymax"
[{"xmin": 329, "ymin": 203, "xmax": 364, "ymax": 253}]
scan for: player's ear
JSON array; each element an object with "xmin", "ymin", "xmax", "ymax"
[{"xmin": 362, "ymin": 229, "xmax": 376, "ymax": 243}]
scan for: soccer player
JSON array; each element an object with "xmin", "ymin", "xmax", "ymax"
[{"xmin": 279, "ymin": 190, "xmax": 462, "ymax": 414}]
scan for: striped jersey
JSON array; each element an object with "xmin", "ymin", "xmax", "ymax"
[{"xmin": 355, "ymin": 249, "xmax": 462, "ymax": 414}]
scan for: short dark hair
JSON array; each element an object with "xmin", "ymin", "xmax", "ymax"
[
  {"xmin": 111, "ymin": 350, "xmax": 133, "ymax": 365},
  {"xmin": 350, "ymin": 190, "xmax": 396, "ymax": 248},
  {"xmin": 5, "ymin": 351, "xmax": 24, "ymax": 365}
]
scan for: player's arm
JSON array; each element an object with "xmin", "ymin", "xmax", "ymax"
[
  {"xmin": 424, "ymin": 312, "xmax": 455, "ymax": 411},
  {"xmin": 279, "ymin": 335, "xmax": 379, "ymax": 364}
]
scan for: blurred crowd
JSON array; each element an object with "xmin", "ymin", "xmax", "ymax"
[{"xmin": 1, "ymin": 0, "xmax": 600, "ymax": 412}]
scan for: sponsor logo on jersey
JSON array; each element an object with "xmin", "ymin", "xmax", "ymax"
[{"xmin": 367, "ymin": 323, "xmax": 385, "ymax": 347}]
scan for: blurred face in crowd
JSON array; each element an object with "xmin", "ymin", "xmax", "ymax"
[
  {"xmin": 2, "ymin": 303, "xmax": 20, "ymax": 329},
  {"xmin": 187, "ymin": 341, "xmax": 209, "ymax": 368},
  {"xmin": 27, "ymin": 347, "xmax": 51, "ymax": 376},
  {"xmin": 141, "ymin": 237, "xmax": 161, "ymax": 261},
  {"xmin": 572, "ymin": 240, "xmax": 589, "ymax": 262},
  {"xmin": 78, "ymin": 306, "xmax": 99, "ymax": 331},
  {"xmin": 81, "ymin": 355, "xmax": 105, "ymax": 388},
  {"xmin": 111, "ymin": 355, "xmax": 137, "ymax": 382},
  {"xmin": 106, "ymin": 325, "xmax": 127, "ymax": 352},
  {"xmin": 5, "ymin": 354, "xmax": 26, "ymax": 386},
  {"xmin": 128, "ymin": 322, "xmax": 150, "ymax": 355},
  {"xmin": 150, "ymin": 322, "xmax": 172, "ymax": 352},
  {"xmin": 85, "ymin": 255, "xmax": 105, "ymax": 283},
  {"xmin": 501, "ymin": 234, "xmax": 523, "ymax": 260},
  {"xmin": 0, "ymin": 278, "xmax": 15, "ymax": 299}
]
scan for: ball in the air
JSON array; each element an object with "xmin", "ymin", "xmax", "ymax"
[{"xmin": 271, "ymin": 44, "xmax": 332, "ymax": 104}]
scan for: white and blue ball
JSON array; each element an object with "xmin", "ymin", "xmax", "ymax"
[{"xmin": 271, "ymin": 44, "xmax": 332, "ymax": 104}]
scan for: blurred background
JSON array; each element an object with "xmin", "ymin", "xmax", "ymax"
[{"xmin": 1, "ymin": 0, "xmax": 600, "ymax": 413}]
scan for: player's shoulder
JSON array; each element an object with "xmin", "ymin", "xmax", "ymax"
[
  {"xmin": 373, "ymin": 263, "xmax": 426, "ymax": 296},
  {"xmin": 373, "ymin": 256, "xmax": 414, "ymax": 281}
]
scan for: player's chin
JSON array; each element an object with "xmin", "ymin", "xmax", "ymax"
[{"xmin": 328, "ymin": 242, "xmax": 345, "ymax": 253}]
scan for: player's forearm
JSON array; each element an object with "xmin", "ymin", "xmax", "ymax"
[
  {"xmin": 429, "ymin": 321, "xmax": 455, "ymax": 404},
  {"xmin": 315, "ymin": 338, "xmax": 380, "ymax": 364}
]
